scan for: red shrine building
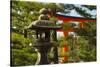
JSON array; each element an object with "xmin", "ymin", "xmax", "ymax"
[
  {"xmin": 56, "ymin": 14, "xmax": 96, "ymax": 38},
  {"xmin": 55, "ymin": 12, "xmax": 96, "ymax": 63}
]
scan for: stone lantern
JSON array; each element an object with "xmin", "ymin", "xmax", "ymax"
[
  {"xmin": 24, "ymin": 8, "xmax": 62, "ymax": 65},
  {"xmin": 26, "ymin": 20, "xmax": 61, "ymax": 65}
]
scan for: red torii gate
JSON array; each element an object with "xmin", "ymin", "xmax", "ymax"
[{"xmin": 56, "ymin": 14, "xmax": 96, "ymax": 37}]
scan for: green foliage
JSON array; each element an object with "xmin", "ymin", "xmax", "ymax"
[
  {"xmin": 11, "ymin": 32, "xmax": 33, "ymax": 49},
  {"xmin": 11, "ymin": 32, "xmax": 38, "ymax": 66},
  {"xmin": 11, "ymin": 49, "xmax": 37, "ymax": 66},
  {"xmin": 66, "ymin": 22, "xmax": 96, "ymax": 62},
  {"xmin": 75, "ymin": 22, "xmax": 96, "ymax": 46},
  {"xmin": 62, "ymin": 23, "xmax": 71, "ymax": 30},
  {"xmin": 77, "ymin": 36, "xmax": 96, "ymax": 62}
]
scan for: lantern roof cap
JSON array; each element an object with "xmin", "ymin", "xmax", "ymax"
[{"xmin": 28, "ymin": 20, "xmax": 62, "ymax": 30}]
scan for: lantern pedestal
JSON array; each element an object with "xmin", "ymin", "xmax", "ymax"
[{"xmin": 34, "ymin": 39, "xmax": 52, "ymax": 65}]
